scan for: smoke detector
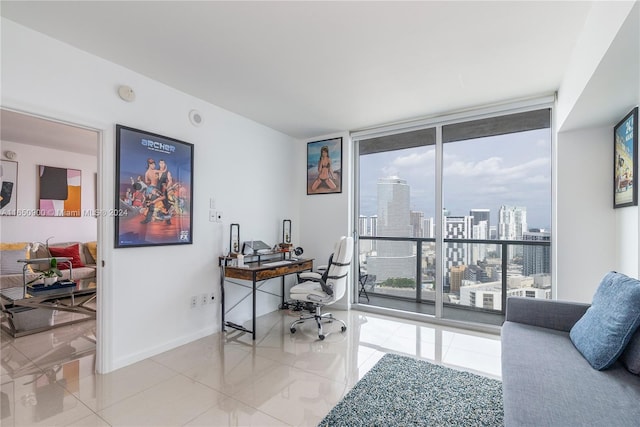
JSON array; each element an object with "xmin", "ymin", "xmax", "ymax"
[
  {"xmin": 189, "ymin": 110, "xmax": 203, "ymax": 127},
  {"xmin": 118, "ymin": 85, "xmax": 136, "ymax": 102}
]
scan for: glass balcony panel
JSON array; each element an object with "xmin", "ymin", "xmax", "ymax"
[
  {"xmin": 360, "ymin": 239, "xmax": 418, "ymax": 299},
  {"xmin": 443, "ymin": 242, "xmax": 502, "ymax": 312}
]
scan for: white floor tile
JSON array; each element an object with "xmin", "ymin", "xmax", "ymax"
[{"xmin": 1, "ymin": 309, "xmax": 502, "ymax": 426}]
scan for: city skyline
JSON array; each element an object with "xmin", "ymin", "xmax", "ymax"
[{"xmin": 359, "ymin": 176, "xmax": 552, "ymax": 309}]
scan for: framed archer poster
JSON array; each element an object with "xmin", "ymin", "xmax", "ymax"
[{"xmin": 115, "ymin": 125, "xmax": 194, "ymax": 247}]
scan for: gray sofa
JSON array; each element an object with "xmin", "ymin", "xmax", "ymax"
[{"xmin": 502, "ymin": 297, "xmax": 640, "ymax": 426}]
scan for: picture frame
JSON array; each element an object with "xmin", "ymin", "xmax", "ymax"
[
  {"xmin": 115, "ymin": 125, "xmax": 194, "ymax": 248},
  {"xmin": 0, "ymin": 159, "xmax": 18, "ymax": 216},
  {"xmin": 307, "ymin": 137, "xmax": 342, "ymax": 195},
  {"xmin": 38, "ymin": 165, "xmax": 82, "ymax": 217},
  {"xmin": 614, "ymin": 107, "xmax": 638, "ymax": 208}
]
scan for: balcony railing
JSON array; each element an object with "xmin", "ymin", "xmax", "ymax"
[{"xmin": 358, "ymin": 236, "xmax": 551, "ymax": 315}]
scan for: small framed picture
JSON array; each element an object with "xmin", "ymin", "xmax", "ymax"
[
  {"xmin": 0, "ymin": 160, "xmax": 18, "ymax": 216},
  {"xmin": 307, "ymin": 137, "xmax": 342, "ymax": 195},
  {"xmin": 614, "ymin": 107, "xmax": 638, "ymax": 208}
]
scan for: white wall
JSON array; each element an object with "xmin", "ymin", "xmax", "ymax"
[
  {"xmin": 0, "ymin": 140, "xmax": 98, "ymax": 243},
  {"xmin": 297, "ymin": 132, "xmax": 353, "ymax": 308},
  {"xmin": 556, "ymin": 2, "xmax": 639, "ymax": 301},
  {"xmin": 555, "ymin": 127, "xmax": 617, "ymax": 303},
  {"xmin": 1, "ymin": 18, "xmax": 297, "ymax": 372},
  {"xmin": 556, "ymin": 1, "xmax": 637, "ymax": 131}
]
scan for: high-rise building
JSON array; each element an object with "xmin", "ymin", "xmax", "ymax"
[
  {"xmin": 489, "ymin": 226, "xmax": 498, "ymax": 240},
  {"xmin": 498, "ymin": 205, "xmax": 527, "ymax": 240},
  {"xmin": 465, "ymin": 264, "xmax": 489, "ymax": 283},
  {"xmin": 522, "ymin": 229, "xmax": 551, "ymax": 276},
  {"xmin": 423, "ymin": 217, "xmax": 434, "ymax": 238},
  {"xmin": 498, "ymin": 205, "xmax": 528, "ymax": 259},
  {"xmin": 449, "ymin": 264, "xmax": 466, "ymax": 293},
  {"xmin": 445, "ymin": 216, "xmax": 472, "ymax": 262},
  {"xmin": 369, "ymin": 215, "xmax": 378, "ymax": 252},
  {"xmin": 369, "ymin": 215, "xmax": 378, "ymax": 237},
  {"xmin": 367, "ymin": 177, "xmax": 415, "ymax": 281},
  {"xmin": 358, "ymin": 215, "xmax": 368, "ymax": 236},
  {"xmin": 470, "ymin": 209, "xmax": 490, "ymax": 238},
  {"xmin": 444, "ymin": 215, "xmax": 473, "ymax": 290},
  {"xmin": 358, "ymin": 215, "xmax": 374, "ymax": 253},
  {"xmin": 470, "ymin": 210, "xmax": 489, "ymax": 263},
  {"xmin": 410, "ymin": 210, "xmax": 424, "ymax": 238}
]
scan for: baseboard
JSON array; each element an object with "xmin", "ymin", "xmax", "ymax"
[{"xmin": 109, "ymin": 325, "xmax": 217, "ymax": 372}]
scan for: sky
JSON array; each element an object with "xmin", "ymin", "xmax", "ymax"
[{"xmin": 359, "ymin": 128, "xmax": 552, "ymax": 229}]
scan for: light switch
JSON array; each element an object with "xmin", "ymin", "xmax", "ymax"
[
  {"xmin": 209, "ymin": 197, "xmax": 216, "ymax": 209},
  {"xmin": 209, "ymin": 210, "xmax": 216, "ymax": 222}
]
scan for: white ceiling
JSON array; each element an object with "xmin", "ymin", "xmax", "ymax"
[
  {"xmin": 0, "ymin": 1, "xmax": 596, "ymax": 139},
  {"xmin": 1, "ymin": 108, "xmax": 99, "ymax": 156}
]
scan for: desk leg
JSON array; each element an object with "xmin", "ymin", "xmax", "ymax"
[
  {"xmin": 252, "ymin": 278, "xmax": 256, "ymax": 340},
  {"xmin": 281, "ymin": 277, "xmax": 285, "ymax": 307},
  {"xmin": 220, "ymin": 270, "xmax": 225, "ymax": 334}
]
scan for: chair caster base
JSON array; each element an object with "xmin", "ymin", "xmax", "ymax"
[{"xmin": 289, "ymin": 308, "xmax": 348, "ymax": 340}]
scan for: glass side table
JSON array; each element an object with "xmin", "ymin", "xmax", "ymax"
[{"xmin": 16, "ymin": 257, "xmax": 73, "ymax": 294}]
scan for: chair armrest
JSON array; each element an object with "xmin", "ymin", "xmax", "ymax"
[
  {"xmin": 505, "ymin": 297, "xmax": 590, "ymax": 332},
  {"xmin": 299, "ymin": 272, "xmax": 322, "ymax": 280}
]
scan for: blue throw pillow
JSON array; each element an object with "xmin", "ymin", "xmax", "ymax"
[{"xmin": 570, "ymin": 271, "xmax": 640, "ymax": 370}]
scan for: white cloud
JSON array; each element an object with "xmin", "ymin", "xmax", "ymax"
[
  {"xmin": 444, "ymin": 156, "xmax": 550, "ymax": 181},
  {"xmin": 382, "ymin": 165, "xmax": 399, "ymax": 177},
  {"xmin": 392, "ymin": 149, "xmax": 435, "ymax": 167}
]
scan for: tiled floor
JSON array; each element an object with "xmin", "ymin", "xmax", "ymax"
[{"xmin": 1, "ymin": 309, "xmax": 501, "ymax": 426}]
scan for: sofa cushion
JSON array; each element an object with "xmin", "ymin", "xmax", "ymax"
[
  {"xmin": 48, "ymin": 242, "xmax": 92, "ymax": 265},
  {"xmin": 503, "ymin": 321, "xmax": 640, "ymax": 426},
  {"xmin": 85, "ymin": 241, "xmax": 97, "ymax": 264},
  {"xmin": 0, "ymin": 246, "xmax": 29, "ymax": 274},
  {"xmin": 620, "ymin": 329, "xmax": 640, "ymax": 375},
  {"xmin": 49, "ymin": 244, "xmax": 85, "ymax": 268},
  {"xmin": 570, "ymin": 271, "xmax": 640, "ymax": 370}
]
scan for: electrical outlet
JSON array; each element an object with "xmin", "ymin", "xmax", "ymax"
[
  {"xmin": 190, "ymin": 296, "xmax": 197, "ymax": 308},
  {"xmin": 209, "ymin": 292, "xmax": 215, "ymax": 304},
  {"xmin": 201, "ymin": 293, "xmax": 208, "ymax": 305}
]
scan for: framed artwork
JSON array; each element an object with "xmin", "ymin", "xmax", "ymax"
[
  {"xmin": 307, "ymin": 137, "xmax": 342, "ymax": 195},
  {"xmin": 38, "ymin": 165, "xmax": 81, "ymax": 217},
  {"xmin": 614, "ymin": 107, "xmax": 638, "ymax": 208},
  {"xmin": 115, "ymin": 125, "xmax": 194, "ymax": 248},
  {"xmin": 0, "ymin": 160, "xmax": 18, "ymax": 215}
]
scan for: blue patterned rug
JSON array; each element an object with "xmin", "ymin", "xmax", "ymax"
[{"xmin": 319, "ymin": 353, "xmax": 503, "ymax": 427}]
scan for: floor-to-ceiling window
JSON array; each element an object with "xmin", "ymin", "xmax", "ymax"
[
  {"xmin": 354, "ymin": 99, "xmax": 552, "ymax": 326},
  {"xmin": 357, "ymin": 128, "xmax": 436, "ymax": 312}
]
